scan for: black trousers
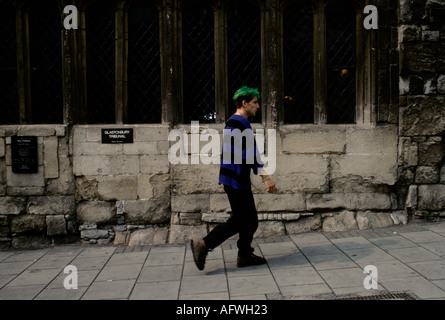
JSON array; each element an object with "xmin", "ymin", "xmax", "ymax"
[{"xmin": 203, "ymin": 185, "xmax": 258, "ymax": 257}]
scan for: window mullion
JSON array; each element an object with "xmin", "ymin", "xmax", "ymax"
[{"xmin": 313, "ymin": 4, "xmax": 327, "ymax": 124}]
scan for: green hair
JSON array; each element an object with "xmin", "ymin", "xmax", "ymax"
[{"xmin": 232, "ymin": 86, "xmax": 261, "ymax": 101}]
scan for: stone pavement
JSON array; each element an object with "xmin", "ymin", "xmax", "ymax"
[{"xmin": 2, "ymin": 220, "xmax": 445, "ymax": 300}]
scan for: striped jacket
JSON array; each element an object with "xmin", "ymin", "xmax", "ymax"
[{"xmin": 218, "ymin": 115, "xmax": 264, "ymax": 190}]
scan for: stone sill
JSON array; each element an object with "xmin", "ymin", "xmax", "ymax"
[{"xmin": 0, "ymin": 125, "xmax": 67, "ymax": 137}]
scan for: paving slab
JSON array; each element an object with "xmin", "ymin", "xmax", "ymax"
[{"xmin": 2, "ymin": 221, "xmax": 445, "ymax": 300}]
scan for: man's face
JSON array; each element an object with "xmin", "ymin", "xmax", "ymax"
[{"xmin": 243, "ymin": 97, "xmax": 260, "ymax": 117}]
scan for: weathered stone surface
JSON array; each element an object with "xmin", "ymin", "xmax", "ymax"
[
  {"xmin": 171, "ymin": 194, "xmax": 210, "ymax": 212},
  {"xmin": 123, "ymin": 199, "xmax": 170, "ymax": 224},
  {"xmin": 179, "ymin": 212, "xmax": 202, "ymax": 226},
  {"xmin": 201, "ymin": 212, "xmax": 230, "ymax": 223},
  {"xmin": 46, "ymin": 215, "xmax": 67, "ymax": 236},
  {"xmin": 279, "ymin": 126, "xmax": 346, "ymax": 154},
  {"xmin": 400, "ymin": 96, "xmax": 445, "ymax": 136},
  {"xmin": 441, "ymin": 164, "xmax": 445, "ymax": 183},
  {"xmin": 6, "ymin": 166, "xmax": 45, "ymax": 187},
  {"xmin": 11, "ymin": 215, "xmax": 46, "ymax": 233},
  {"xmin": 96, "ymin": 176, "xmax": 138, "ymax": 200},
  {"xmin": 284, "ymin": 215, "xmax": 322, "ymax": 234},
  {"xmin": 418, "ymin": 140, "xmax": 445, "ymax": 166},
  {"xmin": 400, "ymin": 42, "xmax": 445, "ymax": 74},
  {"xmin": 209, "ymin": 194, "xmax": 231, "ymax": 212},
  {"xmin": 75, "ymin": 177, "xmax": 99, "ymax": 201},
  {"xmin": 0, "ymin": 137, "xmax": 5, "ymax": 158},
  {"xmin": 168, "ymin": 224, "xmax": 207, "ymax": 244},
  {"xmin": 113, "ymin": 231, "xmax": 130, "ymax": 245},
  {"xmin": 331, "ymin": 155, "xmax": 398, "ymax": 185},
  {"xmin": 322, "ymin": 211, "xmax": 358, "ymax": 232},
  {"xmin": 43, "ymin": 136, "xmax": 59, "ymax": 179},
  {"xmin": 267, "ymin": 154, "xmax": 329, "ymax": 193},
  {"xmin": 406, "ymin": 185, "xmax": 418, "ymax": 208},
  {"xmin": 438, "ymin": 75, "xmax": 445, "ymax": 94},
  {"xmin": 140, "ymin": 155, "xmax": 170, "ymax": 174},
  {"xmin": 415, "ymin": 166, "xmax": 440, "ymax": 184},
  {"xmin": 356, "ymin": 211, "xmax": 394, "ymax": 230},
  {"xmin": 46, "ymin": 156, "xmax": 75, "ymax": 195},
  {"xmin": 11, "ymin": 234, "xmax": 51, "ymax": 249},
  {"xmin": 254, "ymin": 221, "xmax": 285, "ymax": 238},
  {"xmin": 128, "ymin": 228, "xmax": 168, "ymax": 246},
  {"xmin": 398, "ymin": 137, "xmax": 418, "ymax": 167},
  {"xmin": 390, "ymin": 211, "xmax": 409, "ymax": 225},
  {"xmin": 256, "ymin": 193, "xmax": 306, "ymax": 212},
  {"xmin": 81, "ymin": 229, "xmax": 109, "ymax": 239},
  {"xmin": 76, "ymin": 201, "xmax": 116, "ymax": 225},
  {"xmin": 307, "ymin": 193, "xmax": 392, "ymax": 211},
  {"xmin": 27, "ymin": 196, "xmax": 75, "ymax": 215},
  {"xmin": 0, "ymin": 197, "xmax": 26, "ymax": 215},
  {"xmin": 73, "ymin": 155, "xmax": 111, "ymax": 176},
  {"xmin": 346, "ymin": 125, "xmax": 398, "ymax": 156},
  {"xmin": 418, "ymin": 185, "xmax": 445, "ymax": 210},
  {"xmin": 172, "ymin": 163, "xmax": 221, "ymax": 194}
]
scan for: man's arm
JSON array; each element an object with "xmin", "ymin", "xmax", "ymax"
[{"xmin": 258, "ymin": 168, "xmax": 276, "ymax": 193}]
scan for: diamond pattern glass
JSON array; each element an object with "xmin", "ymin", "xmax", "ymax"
[
  {"xmin": 182, "ymin": 4, "xmax": 215, "ymax": 124},
  {"xmin": 128, "ymin": 1, "xmax": 161, "ymax": 124},
  {"xmin": 283, "ymin": 5, "xmax": 314, "ymax": 124},
  {"xmin": 0, "ymin": 0, "xmax": 19, "ymax": 124},
  {"xmin": 227, "ymin": 1, "xmax": 262, "ymax": 123},
  {"xmin": 29, "ymin": 2, "xmax": 63, "ymax": 124},
  {"xmin": 86, "ymin": 1, "xmax": 115, "ymax": 124},
  {"xmin": 326, "ymin": 5, "xmax": 356, "ymax": 124}
]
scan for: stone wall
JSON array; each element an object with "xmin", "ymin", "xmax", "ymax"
[{"xmin": 397, "ymin": 0, "xmax": 445, "ymax": 220}]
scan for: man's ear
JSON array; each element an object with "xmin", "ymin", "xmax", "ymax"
[{"xmin": 242, "ymin": 100, "xmax": 247, "ymax": 107}]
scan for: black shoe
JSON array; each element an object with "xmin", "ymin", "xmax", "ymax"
[
  {"xmin": 237, "ymin": 254, "xmax": 267, "ymax": 268},
  {"xmin": 191, "ymin": 238, "xmax": 208, "ymax": 271}
]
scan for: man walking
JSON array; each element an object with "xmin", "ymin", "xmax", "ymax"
[{"xmin": 191, "ymin": 86, "xmax": 276, "ymax": 271}]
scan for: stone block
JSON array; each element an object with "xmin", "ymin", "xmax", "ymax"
[
  {"xmin": 76, "ymin": 201, "xmax": 116, "ymax": 225},
  {"xmin": 73, "ymin": 142, "xmax": 122, "ymax": 156},
  {"xmin": 27, "ymin": 196, "xmax": 75, "ymax": 215},
  {"xmin": 46, "ymin": 215, "xmax": 67, "ymax": 236},
  {"xmin": 322, "ymin": 211, "xmax": 358, "ymax": 232},
  {"xmin": 390, "ymin": 211, "xmax": 408, "ymax": 225},
  {"xmin": 201, "ymin": 212, "xmax": 230, "ymax": 223},
  {"xmin": 307, "ymin": 193, "xmax": 392, "ymax": 211},
  {"xmin": 6, "ymin": 166, "xmax": 45, "ymax": 187},
  {"xmin": 135, "ymin": 125, "xmax": 169, "ymax": 142},
  {"xmin": 46, "ymin": 156, "xmax": 75, "ymax": 195},
  {"xmin": 11, "ymin": 215, "xmax": 46, "ymax": 233},
  {"xmin": 140, "ymin": 155, "xmax": 170, "ymax": 174},
  {"xmin": 270, "ymin": 154, "xmax": 329, "ymax": 193},
  {"xmin": 209, "ymin": 194, "xmax": 231, "ymax": 212},
  {"xmin": 171, "ymin": 194, "xmax": 210, "ymax": 212},
  {"xmin": 179, "ymin": 212, "xmax": 202, "ymax": 225},
  {"xmin": 168, "ymin": 224, "xmax": 207, "ymax": 244},
  {"xmin": 418, "ymin": 185, "xmax": 445, "ymax": 210},
  {"xmin": 346, "ymin": 125, "xmax": 397, "ymax": 156},
  {"xmin": 43, "ymin": 136, "xmax": 59, "ymax": 179},
  {"xmin": 398, "ymin": 25, "xmax": 421, "ymax": 42},
  {"xmin": 331, "ymin": 154, "xmax": 397, "ymax": 185},
  {"xmin": 415, "ymin": 166, "xmax": 440, "ymax": 184},
  {"xmin": 418, "ymin": 140, "xmax": 445, "ymax": 166},
  {"xmin": 254, "ymin": 221, "xmax": 285, "ymax": 238},
  {"xmin": 355, "ymin": 211, "xmax": 394, "ymax": 230},
  {"xmin": 108, "ymin": 155, "xmax": 139, "ymax": 175},
  {"xmin": 96, "ymin": 176, "xmax": 138, "ymax": 200},
  {"xmin": 398, "ymin": 137, "xmax": 418, "ymax": 167},
  {"xmin": 441, "ymin": 164, "xmax": 445, "ymax": 183},
  {"xmin": 122, "ymin": 199, "xmax": 170, "ymax": 224},
  {"xmin": 73, "ymin": 155, "xmax": 111, "ymax": 176},
  {"xmin": 256, "ymin": 193, "xmax": 306, "ymax": 212},
  {"xmin": 0, "ymin": 137, "xmax": 4, "ymax": 157},
  {"xmin": 123, "ymin": 142, "xmax": 158, "ymax": 155},
  {"xmin": 128, "ymin": 228, "xmax": 168, "ymax": 246},
  {"xmin": 114, "ymin": 231, "xmax": 130, "ymax": 245},
  {"xmin": 406, "ymin": 185, "xmax": 418, "ymax": 208},
  {"xmin": 284, "ymin": 215, "xmax": 322, "ymax": 234},
  {"xmin": 400, "ymin": 96, "xmax": 445, "ymax": 136},
  {"xmin": 81, "ymin": 229, "xmax": 109, "ymax": 239},
  {"xmin": 172, "ymin": 163, "xmax": 221, "ymax": 194},
  {"xmin": 0, "ymin": 196, "xmax": 26, "ymax": 215},
  {"xmin": 438, "ymin": 75, "xmax": 445, "ymax": 94},
  {"xmin": 280, "ymin": 126, "xmax": 346, "ymax": 154}
]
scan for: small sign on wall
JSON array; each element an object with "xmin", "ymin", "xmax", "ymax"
[
  {"xmin": 11, "ymin": 136, "xmax": 38, "ymax": 173},
  {"xmin": 101, "ymin": 129, "xmax": 134, "ymax": 144}
]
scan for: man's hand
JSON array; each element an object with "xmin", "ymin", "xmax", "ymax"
[{"xmin": 264, "ymin": 178, "xmax": 276, "ymax": 193}]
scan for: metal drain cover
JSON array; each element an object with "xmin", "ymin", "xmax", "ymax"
[{"xmin": 281, "ymin": 291, "xmax": 419, "ymax": 300}]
